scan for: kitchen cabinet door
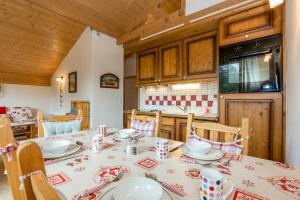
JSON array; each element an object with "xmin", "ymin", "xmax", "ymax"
[
  {"xmin": 219, "ymin": 93, "xmax": 283, "ymax": 161},
  {"xmin": 219, "ymin": 4, "xmax": 282, "ymax": 46},
  {"xmin": 136, "ymin": 48, "xmax": 158, "ymax": 85},
  {"xmin": 158, "ymin": 41, "xmax": 183, "ymax": 82},
  {"xmin": 183, "ymin": 33, "xmax": 216, "ymax": 80}
]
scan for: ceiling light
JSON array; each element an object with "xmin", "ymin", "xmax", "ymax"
[
  {"xmin": 171, "ymin": 83, "xmax": 201, "ymax": 90},
  {"xmin": 269, "ymin": 0, "xmax": 284, "ymax": 8}
]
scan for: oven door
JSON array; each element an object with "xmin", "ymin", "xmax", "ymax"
[{"xmin": 219, "ymin": 51, "xmax": 278, "ymax": 93}]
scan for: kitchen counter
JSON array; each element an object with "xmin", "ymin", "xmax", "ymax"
[{"xmin": 124, "ymin": 110, "xmax": 218, "ymax": 122}]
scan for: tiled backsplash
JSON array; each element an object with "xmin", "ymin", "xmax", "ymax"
[{"xmin": 139, "ymin": 81, "xmax": 218, "ymax": 116}]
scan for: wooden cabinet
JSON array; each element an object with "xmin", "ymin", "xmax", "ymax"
[
  {"xmin": 158, "ymin": 41, "xmax": 183, "ymax": 82},
  {"xmin": 183, "ymin": 33, "xmax": 216, "ymax": 79},
  {"xmin": 219, "ymin": 93, "xmax": 283, "ymax": 161},
  {"xmin": 71, "ymin": 101, "xmax": 90, "ymax": 130},
  {"xmin": 136, "ymin": 48, "xmax": 158, "ymax": 85},
  {"xmin": 219, "ymin": 4, "xmax": 282, "ymax": 46}
]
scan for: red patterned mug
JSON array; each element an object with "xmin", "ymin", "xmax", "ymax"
[{"xmin": 200, "ymin": 168, "xmax": 234, "ymax": 200}]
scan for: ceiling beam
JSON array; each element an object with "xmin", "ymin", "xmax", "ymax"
[
  {"xmin": 118, "ymin": 0, "xmax": 267, "ymax": 45},
  {"xmin": 0, "ymin": 72, "xmax": 51, "ymax": 86},
  {"xmin": 27, "ymin": 0, "xmax": 123, "ymax": 38}
]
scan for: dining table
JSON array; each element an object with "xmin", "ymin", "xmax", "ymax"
[{"xmin": 30, "ymin": 130, "xmax": 300, "ymax": 200}]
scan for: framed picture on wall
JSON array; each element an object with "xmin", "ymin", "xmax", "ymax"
[{"xmin": 68, "ymin": 71, "xmax": 77, "ymax": 93}]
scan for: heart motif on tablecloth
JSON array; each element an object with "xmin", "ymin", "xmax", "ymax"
[
  {"xmin": 273, "ymin": 162, "xmax": 295, "ymax": 170},
  {"xmin": 265, "ymin": 176, "xmax": 300, "ymax": 199},
  {"xmin": 93, "ymin": 165, "xmax": 130, "ymax": 184}
]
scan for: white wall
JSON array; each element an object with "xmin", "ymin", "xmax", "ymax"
[
  {"xmin": 286, "ymin": 0, "xmax": 300, "ymax": 165},
  {"xmin": 91, "ymin": 32, "xmax": 124, "ymax": 129},
  {"xmin": 51, "ymin": 27, "xmax": 123, "ymax": 129},
  {"xmin": 185, "ymin": 0, "xmax": 226, "ymax": 15},
  {"xmin": 0, "ymin": 84, "xmax": 52, "ymax": 114},
  {"xmin": 124, "ymin": 54, "xmax": 136, "ymax": 77},
  {"xmin": 51, "ymin": 28, "xmax": 93, "ymax": 115}
]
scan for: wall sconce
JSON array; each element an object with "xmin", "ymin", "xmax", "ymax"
[
  {"xmin": 269, "ymin": 0, "xmax": 284, "ymax": 8},
  {"xmin": 171, "ymin": 83, "xmax": 201, "ymax": 90},
  {"xmin": 56, "ymin": 75, "xmax": 64, "ymax": 82}
]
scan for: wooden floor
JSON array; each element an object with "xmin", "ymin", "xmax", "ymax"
[{"xmin": 0, "ymin": 158, "xmax": 12, "ymax": 199}]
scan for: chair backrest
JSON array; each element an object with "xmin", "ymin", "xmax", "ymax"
[
  {"xmin": 130, "ymin": 109, "xmax": 161, "ymax": 137},
  {"xmin": 0, "ymin": 117, "xmax": 11, "ymax": 126},
  {"xmin": 0, "ymin": 125, "xmax": 25, "ymax": 200},
  {"xmin": 186, "ymin": 113, "xmax": 250, "ymax": 154},
  {"xmin": 17, "ymin": 141, "xmax": 60, "ymax": 200},
  {"xmin": 37, "ymin": 109, "xmax": 83, "ymax": 137}
]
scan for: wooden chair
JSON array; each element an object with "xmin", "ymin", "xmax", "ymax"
[
  {"xmin": 130, "ymin": 109, "xmax": 162, "ymax": 137},
  {"xmin": 186, "ymin": 113, "xmax": 250, "ymax": 155},
  {"xmin": 0, "ymin": 125, "xmax": 25, "ymax": 200},
  {"xmin": 37, "ymin": 109, "xmax": 83, "ymax": 137},
  {"xmin": 0, "ymin": 117, "xmax": 11, "ymax": 126},
  {"xmin": 17, "ymin": 141, "xmax": 60, "ymax": 200}
]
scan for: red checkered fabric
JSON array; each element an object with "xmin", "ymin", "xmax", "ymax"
[
  {"xmin": 188, "ymin": 135, "xmax": 244, "ymax": 155},
  {"xmin": 130, "ymin": 119, "xmax": 156, "ymax": 137}
]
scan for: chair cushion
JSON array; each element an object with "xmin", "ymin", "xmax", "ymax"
[
  {"xmin": 188, "ymin": 135, "xmax": 244, "ymax": 155},
  {"xmin": 130, "ymin": 119, "xmax": 156, "ymax": 137},
  {"xmin": 7, "ymin": 107, "xmax": 34, "ymax": 122},
  {"xmin": 42, "ymin": 120, "xmax": 82, "ymax": 137}
]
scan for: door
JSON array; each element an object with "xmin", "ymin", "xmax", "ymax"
[
  {"xmin": 183, "ymin": 33, "xmax": 216, "ymax": 80},
  {"xmin": 158, "ymin": 41, "xmax": 183, "ymax": 82},
  {"xmin": 136, "ymin": 48, "xmax": 158, "ymax": 85},
  {"xmin": 219, "ymin": 93, "xmax": 283, "ymax": 161},
  {"xmin": 219, "ymin": 4, "xmax": 282, "ymax": 46},
  {"xmin": 124, "ymin": 76, "xmax": 138, "ymax": 111}
]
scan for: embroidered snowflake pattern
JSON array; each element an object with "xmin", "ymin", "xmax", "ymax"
[
  {"xmin": 166, "ymin": 169, "xmax": 175, "ymax": 174},
  {"xmin": 245, "ymin": 165, "xmax": 255, "ymax": 171}
]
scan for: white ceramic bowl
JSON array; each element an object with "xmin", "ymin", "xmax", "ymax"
[
  {"xmin": 118, "ymin": 128, "xmax": 136, "ymax": 138},
  {"xmin": 113, "ymin": 177, "xmax": 163, "ymax": 200},
  {"xmin": 40, "ymin": 140, "xmax": 71, "ymax": 154},
  {"xmin": 187, "ymin": 139, "xmax": 211, "ymax": 155}
]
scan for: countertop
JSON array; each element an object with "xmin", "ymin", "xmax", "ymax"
[{"xmin": 124, "ymin": 110, "xmax": 218, "ymax": 122}]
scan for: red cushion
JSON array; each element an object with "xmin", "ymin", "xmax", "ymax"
[{"xmin": 0, "ymin": 107, "xmax": 7, "ymax": 114}]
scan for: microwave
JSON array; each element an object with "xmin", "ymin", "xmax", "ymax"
[{"xmin": 219, "ymin": 34, "xmax": 282, "ymax": 94}]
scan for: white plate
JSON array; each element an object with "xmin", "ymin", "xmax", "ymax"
[
  {"xmin": 114, "ymin": 132, "xmax": 141, "ymax": 141},
  {"xmin": 113, "ymin": 177, "xmax": 163, "ymax": 200},
  {"xmin": 40, "ymin": 139, "xmax": 71, "ymax": 154},
  {"xmin": 182, "ymin": 146, "xmax": 223, "ymax": 161},
  {"xmin": 43, "ymin": 144, "xmax": 80, "ymax": 159},
  {"xmin": 98, "ymin": 187, "xmax": 173, "ymax": 200}
]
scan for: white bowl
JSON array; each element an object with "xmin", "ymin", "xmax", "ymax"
[
  {"xmin": 113, "ymin": 177, "xmax": 163, "ymax": 200},
  {"xmin": 187, "ymin": 139, "xmax": 211, "ymax": 155},
  {"xmin": 118, "ymin": 128, "xmax": 136, "ymax": 138},
  {"xmin": 40, "ymin": 140, "xmax": 71, "ymax": 154}
]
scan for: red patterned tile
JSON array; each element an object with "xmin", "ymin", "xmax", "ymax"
[
  {"xmin": 208, "ymin": 101, "xmax": 213, "ymax": 107},
  {"xmin": 145, "ymin": 100, "xmax": 149, "ymax": 105},
  {"xmin": 181, "ymin": 95, "xmax": 186, "ymax": 100},
  {"xmin": 163, "ymin": 96, "xmax": 168, "ymax": 100},
  {"xmin": 168, "ymin": 101, "xmax": 172, "ymax": 105},
  {"xmin": 202, "ymin": 95, "xmax": 208, "ymax": 101},
  {"xmin": 48, "ymin": 172, "xmax": 71, "ymax": 186},
  {"xmin": 149, "ymin": 96, "xmax": 152, "ymax": 100},
  {"xmin": 186, "ymin": 101, "xmax": 191, "ymax": 106},
  {"xmin": 176, "ymin": 101, "xmax": 181, "ymax": 106},
  {"xmin": 196, "ymin": 101, "xmax": 202, "ymax": 107},
  {"xmin": 172, "ymin": 95, "xmax": 176, "ymax": 100},
  {"xmin": 191, "ymin": 95, "xmax": 196, "ymax": 101},
  {"xmin": 135, "ymin": 157, "xmax": 158, "ymax": 171},
  {"xmin": 152, "ymin": 101, "xmax": 156, "ymax": 105},
  {"xmin": 159, "ymin": 101, "xmax": 164, "ymax": 105},
  {"xmin": 156, "ymin": 96, "xmax": 160, "ymax": 100}
]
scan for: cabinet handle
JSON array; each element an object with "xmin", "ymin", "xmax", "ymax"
[
  {"xmin": 220, "ymin": 95, "xmax": 224, "ymax": 98},
  {"xmin": 245, "ymin": 34, "xmax": 249, "ymax": 38},
  {"xmin": 183, "ymin": 76, "xmax": 186, "ymax": 80},
  {"xmin": 158, "ymin": 79, "xmax": 160, "ymax": 82}
]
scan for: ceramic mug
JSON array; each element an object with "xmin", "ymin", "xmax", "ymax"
[
  {"xmin": 98, "ymin": 125, "xmax": 107, "ymax": 137},
  {"xmin": 155, "ymin": 139, "xmax": 169, "ymax": 160},
  {"xmin": 200, "ymin": 168, "xmax": 234, "ymax": 200}
]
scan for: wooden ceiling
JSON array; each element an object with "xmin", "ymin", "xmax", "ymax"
[
  {"xmin": 0, "ymin": 0, "xmax": 182, "ymax": 86},
  {"xmin": 0, "ymin": 0, "xmax": 265, "ymax": 86}
]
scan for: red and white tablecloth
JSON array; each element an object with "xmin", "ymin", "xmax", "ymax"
[{"xmin": 31, "ymin": 131, "xmax": 300, "ymax": 200}]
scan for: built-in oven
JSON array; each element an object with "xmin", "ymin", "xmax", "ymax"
[{"xmin": 219, "ymin": 34, "xmax": 282, "ymax": 93}]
